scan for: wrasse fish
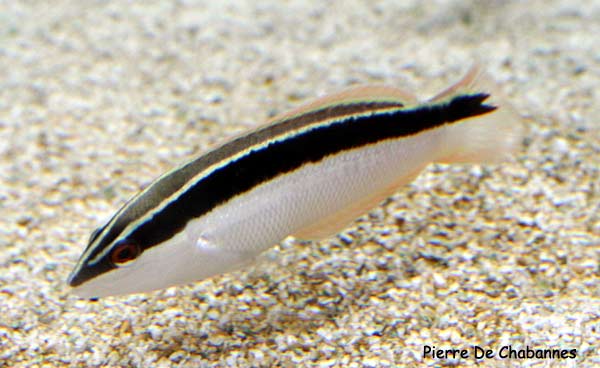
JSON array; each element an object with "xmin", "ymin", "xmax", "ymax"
[{"xmin": 68, "ymin": 66, "xmax": 521, "ymax": 298}]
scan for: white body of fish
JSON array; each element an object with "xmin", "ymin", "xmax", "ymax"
[{"xmin": 68, "ymin": 66, "xmax": 521, "ymax": 298}]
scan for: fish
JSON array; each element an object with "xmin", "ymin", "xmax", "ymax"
[{"xmin": 67, "ymin": 65, "xmax": 521, "ymax": 298}]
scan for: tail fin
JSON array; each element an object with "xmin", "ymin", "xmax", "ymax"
[{"xmin": 433, "ymin": 64, "xmax": 523, "ymax": 164}]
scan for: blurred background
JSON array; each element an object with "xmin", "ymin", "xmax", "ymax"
[{"xmin": 1, "ymin": 1, "xmax": 599, "ymax": 366}]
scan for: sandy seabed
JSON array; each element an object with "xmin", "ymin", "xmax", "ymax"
[{"xmin": 1, "ymin": 1, "xmax": 599, "ymax": 367}]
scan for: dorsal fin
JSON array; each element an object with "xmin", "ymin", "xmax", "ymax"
[
  {"xmin": 268, "ymin": 84, "xmax": 418, "ymax": 124},
  {"xmin": 428, "ymin": 64, "xmax": 486, "ymax": 103}
]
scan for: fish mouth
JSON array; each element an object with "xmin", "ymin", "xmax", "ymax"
[
  {"xmin": 68, "ymin": 271, "xmax": 115, "ymax": 299},
  {"xmin": 67, "ymin": 257, "xmax": 155, "ymax": 299},
  {"xmin": 67, "ymin": 268, "xmax": 101, "ymax": 299},
  {"xmin": 67, "ymin": 255, "xmax": 115, "ymax": 288},
  {"xmin": 66, "ymin": 265, "xmax": 83, "ymax": 287}
]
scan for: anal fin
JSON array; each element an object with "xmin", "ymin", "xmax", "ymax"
[{"xmin": 292, "ymin": 167, "xmax": 425, "ymax": 241}]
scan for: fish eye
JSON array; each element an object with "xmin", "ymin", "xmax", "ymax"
[{"xmin": 110, "ymin": 241, "xmax": 140, "ymax": 267}]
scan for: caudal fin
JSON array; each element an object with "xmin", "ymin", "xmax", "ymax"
[{"xmin": 433, "ymin": 64, "xmax": 523, "ymax": 164}]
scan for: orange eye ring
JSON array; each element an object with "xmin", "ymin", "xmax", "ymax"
[{"xmin": 110, "ymin": 241, "xmax": 140, "ymax": 267}]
